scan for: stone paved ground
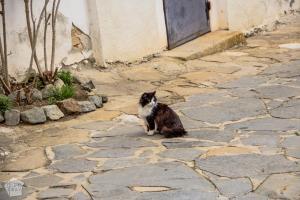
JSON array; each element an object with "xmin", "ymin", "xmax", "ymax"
[{"xmin": 0, "ymin": 13, "xmax": 300, "ymax": 200}]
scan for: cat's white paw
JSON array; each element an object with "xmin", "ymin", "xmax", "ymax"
[{"xmin": 147, "ymin": 130, "xmax": 155, "ymax": 136}]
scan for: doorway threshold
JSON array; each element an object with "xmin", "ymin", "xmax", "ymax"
[{"xmin": 161, "ymin": 30, "xmax": 246, "ymax": 60}]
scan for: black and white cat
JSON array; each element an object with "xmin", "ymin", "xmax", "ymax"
[{"xmin": 138, "ymin": 91, "xmax": 187, "ymax": 138}]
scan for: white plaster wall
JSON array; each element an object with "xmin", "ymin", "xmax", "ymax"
[
  {"xmin": 4, "ymin": 0, "xmax": 90, "ymax": 80},
  {"xmin": 96, "ymin": 0, "xmax": 168, "ymax": 62},
  {"xmin": 209, "ymin": 0, "xmax": 229, "ymax": 31},
  {"xmin": 227, "ymin": 0, "xmax": 300, "ymax": 31},
  {"xmin": 60, "ymin": 0, "xmax": 90, "ymax": 34}
]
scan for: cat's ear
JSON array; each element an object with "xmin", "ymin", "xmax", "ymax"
[{"xmin": 152, "ymin": 91, "xmax": 156, "ymax": 96}]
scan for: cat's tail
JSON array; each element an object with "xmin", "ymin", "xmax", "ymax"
[{"xmin": 162, "ymin": 127, "xmax": 187, "ymax": 138}]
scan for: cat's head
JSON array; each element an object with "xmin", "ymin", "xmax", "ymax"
[{"xmin": 139, "ymin": 91, "xmax": 157, "ymax": 107}]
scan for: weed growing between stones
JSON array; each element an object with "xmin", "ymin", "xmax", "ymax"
[
  {"xmin": 57, "ymin": 70, "xmax": 74, "ymax": 86},
  {"xmin": 48, "ymin": 85, "xmax": 75, "ymax": 104},
  {"xmin": 0, "ymin": 94, "xmax": 12, "ymax": 112}
]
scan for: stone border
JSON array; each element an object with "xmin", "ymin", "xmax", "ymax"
[{"xmin": 0, "ymin": 95, "xmax": 107, "ymax": 126}]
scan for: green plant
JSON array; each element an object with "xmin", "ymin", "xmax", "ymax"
[
  {"xmin": 48, "ymin": 85, "xmax": 75, "ymax": 104},
  {"xmin": 0, "ymin": 94, "xmax": 12, "ymax": 112},
  {"xmin": 57, "ymin": 70, "xmax": 73, "ymax": 86},
  {"xmin": 36, "ymin": 77, "xmax": 44, "ymax": 90}
]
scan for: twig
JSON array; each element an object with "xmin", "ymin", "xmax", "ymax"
[
  {"xmin": 0, "ymin": 76, "xmax": 11, "ymax": 94},
  {"xmin": 30, "ymin": 0, "xmax": 36, "ymax": 39},
  {"xmin": 50, "ymin": 0, "xmax": 60, "ymax": 75},
  {"xmin": 0, "ymin": 33, "xmax": 5, "ymax": 74},
  {"xmin": 44, "ymin": 11, "xmax": 51, "ymax": 71},
  {"xmin": 24, "ymin": 0, "xmax": 49, "ymax": 82},
  {"xmin": 0, "ymin": 0, "xmax": 9, "ymax": 88}
]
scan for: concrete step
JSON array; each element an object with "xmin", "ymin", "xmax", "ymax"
[{"xmin": 162, "ymin": 31, "xmax": 246, "ymax": 60}]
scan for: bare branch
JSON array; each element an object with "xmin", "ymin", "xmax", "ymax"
[
  {"xmin": 0, "ymin": 76, "xmax": 11, "ymax": 94},
  {"xmin": 1, "ymin": 0, "xmax": 9, "ymax": 88},
  {"xmin": 24, "ymin": 0, "xmax": 49, "ymax": 82},
  {"xmin": 30, "ymin": 0, "xmax": 36, "ymax": 39},
  {"xmin": 0, "ymin": 33, "xmax": 5, "ymax": 72},
  {"xmin": 44, "ymin": 10, "xmax": 51, "ymax": 71},
  {"xmin": 50, "ymin": 0, "xmax": 60, "ymax": 75}
]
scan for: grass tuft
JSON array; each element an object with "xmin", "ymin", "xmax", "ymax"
[
  {"xmin": 0, "ymin": 95, "xmax": 12, "ymax": 113},
  {"xmin": 57, "ymin": 70, "xmax": 73, "ymax": 86},
  {"xmin": 48, "ymin": 85, "xmax": 75, "ymax": 104}
]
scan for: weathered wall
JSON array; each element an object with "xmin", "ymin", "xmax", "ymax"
[
  {"xmin": 209, "ymin": 0, "xmax": 229, "ymax": 31},
  {"xmin": 5, "ymin": 0, "xmax": 90, "ymax": 80},
  {"xmin": 226, "ymin": 0, "xmax": 300, "ymax": 31},
  {"xmin": 5, "ymin": 0, "xmax": 300, "ymax": 78},
  {"xmin": 95, "ymin": 0, "xmax": 168, "ymax": 63}
]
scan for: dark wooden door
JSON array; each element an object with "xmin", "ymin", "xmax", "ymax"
[{"xmin": 163, "ymin": 0, "xmax": 211, "ymax": 49}]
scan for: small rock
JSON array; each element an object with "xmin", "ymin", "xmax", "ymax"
[
  {"xmin": 54, "ymin": 78, "xmax": 65, "ymax": 89},
  {"xmin": 81, "ymin": 80, "xmax": 95, "ymax": 92},
  {"xmin": 21, "ymin": 107, "xmax": 47, "ymax": 124},
  {"xmin": 42, "ymin": 84, "xmax": 55, "ymax": 99},
  {"xmin": 78, "ymin": 101, "xmax": 96, "ymax": 113},
  {"xmin": 32, "ymin": 88, "xmax": 43, "ymax": 101},
  {"xmin": 42, "ymin": 105, "xmax": 64, "ymax": 120},
  {"xmin": 88, "ymin": 96, "xmax": 103, "ymax": 108},
  {"xmin": 102, "ymin": 96, "xmax": 108, "ymax": 103},
  {"xmin": 4, "ymin": 109, "xmax": 20, "ymax": 126},
  {"xmin": 0, "ymin": 112, "xmax": 4, "ymax": 123},
  {"xmin": 57, "ymin": 99, "xmax": 81, "ymax": 114}
]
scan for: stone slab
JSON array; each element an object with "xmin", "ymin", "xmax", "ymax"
[
  {"xmin": 162, "ymin": 139, "xmax": 221, "ymax": 149},
  {"xmin": 73, "ymin": 121, "xmax": 114, "ymax": 131},
  {"xmin": 182, "ymin": 98, "xmax": 266, "ymax": 124},
  {"xmin": 162, "ymin": 31, "xmax": 245, "ymax": 60},
  {"xmin": 196, "ymin": 154, "xmax": 300, "ymax": 178},
  {"xmin": 88, "ymin": 148, "xmax": 136, "ymax": 158},
  {"xmin": 87, "ymin": 137, "xmax": 157, "ymax": 149},
  {"xmin": 187, "ymin": 129, "xmax": 235, "ymax": 143},
  {"xmin": 261, "ymin": 60, "xmax": 300, "ymax": 78},
  {"xmin": 240, "ymin": 135, "xmax": 279, "ymax": 147},
  {"xmin": 23, "ymin": 174, "xmax": 63, "ymax": 188},
  {"xmin": 256, "ymin": 173, "xmax": 300, "ymax": 200},
  {"xmin": 270, "ymin": 99, "xmax": 300, "ymax": 119},
  {"xmin": 88, "ymin": 162, "xmax": 215, "ymax": 199},
  {"xmin": 216, "ymin": 76, "xmax": 267, "ymax": 89},
  {"xmin": 52, "ymin": 144, "xmax": 87, "ymax": 160},
  {"xmin": 91, "ymin": 125, "xmax": 144, "ymax": 138},
  {"xmin": 2, "ymin": 148, "xmax": 49, "ymax": 172},
  {"xmin": 226, "ymin": 117, "xmax": 300, "ymax": 131},
  {"xmin": 99, "ymin": 158, "xmax": 149, "ymax": 171},
  {"xmin": 50, "ymin": 158, "xmax": 97, "ymax": 173},
  {"xmin": 255, "ymin": 85, "xmax": 300, "ymax": 99},
  {"xmin": 37, "ymin": 188, "xmax": 74, "ymax": 199},
  {"xmin": 158, "ymin": 148, "xmax": 204, "ymax": 161},
  {"xmin": 214, "ymin": 178, "xmax": 252, "ymax": 198}
]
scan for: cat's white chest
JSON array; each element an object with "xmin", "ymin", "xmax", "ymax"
[{"xmin": 138, "ymin": 104, "xmax": 152, "ymax": 119}]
